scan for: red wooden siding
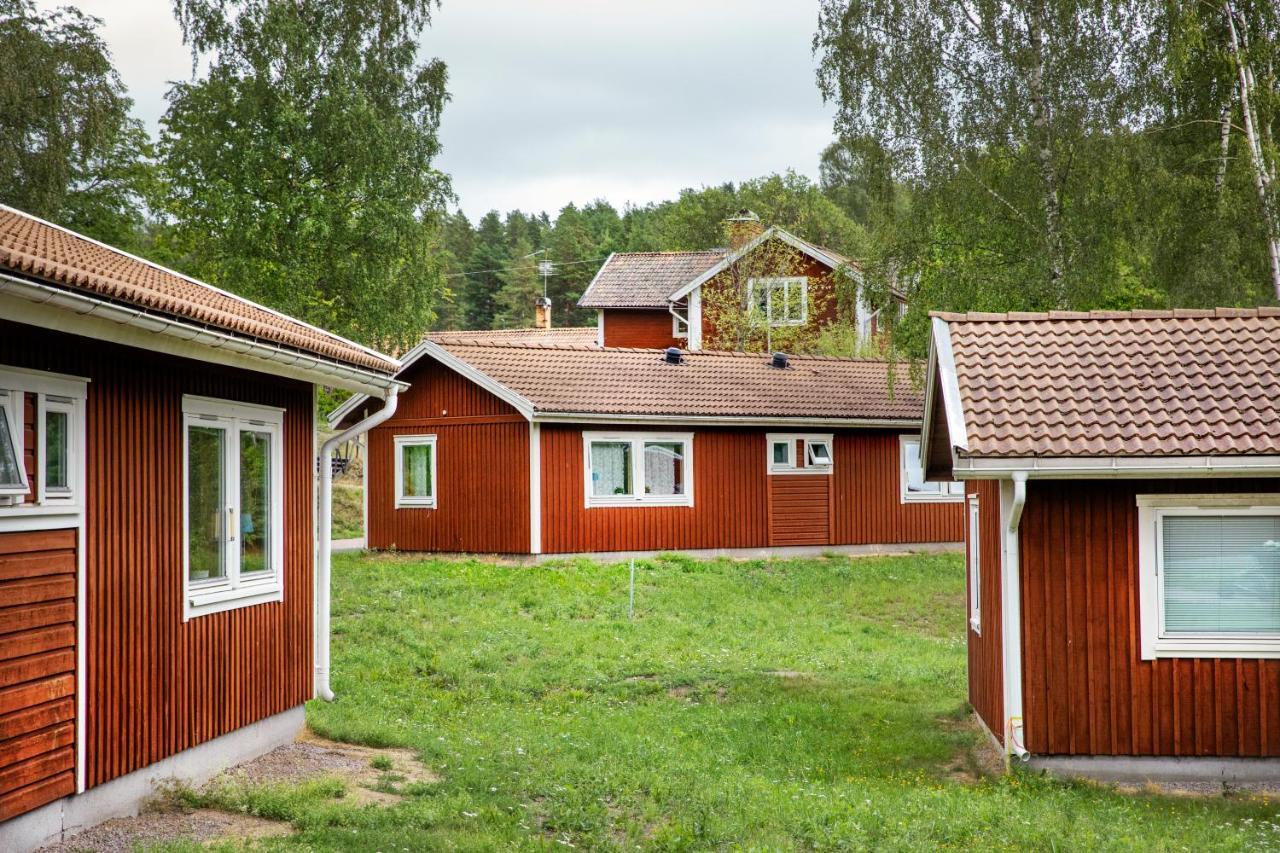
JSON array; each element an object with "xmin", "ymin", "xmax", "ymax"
[
  {"xmin": 1020, "ymin": 478, "xmax": 1280, "ymax": 756},
  {"xmin": 366, "ymin": 357, "xmax": 529, "ymax": 553},
  {"xmin": 966, "ymin": 480, "xmax": 1004, "ymax": 745},
  {"xmin": 600, "ymin": 310, "xmax": 682, "ymax": 349},
  {"xmin": 540, "ymin": 427, "xmax": 962, "ymax": 554},
  {"xmin": 700, "ymin": 254, "xmax": 841, "ymax": 347},
  {"xmin": 831, "ymin": 432, "xmax": 965, "ymax": 545},
  {"xmin": 19, "ymin": 393, "xmax": 36, "ymax": 504},
  {"xmin": 768, "ymin": 475, "xmax": 830, "ymax": 545},
  {"xmin": 0, "ymin": 529, "xmax": 76, "ymax": 821},
  {"xmin": 1, "ymin": 320, "xmax": 314, "ymax": 790}
]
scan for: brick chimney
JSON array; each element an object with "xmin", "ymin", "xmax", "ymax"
[
  {"xmin": 723, "ymin": 209, "xmax": 764, "ymax": 251},
  {"xmin": 534, "ymin": 296, "xmax": 552, "ymax": 330}
]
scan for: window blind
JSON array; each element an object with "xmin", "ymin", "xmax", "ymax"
[{"xmin": 1162, "ymin": 514, "xmax": 1280, "ymax": 634}]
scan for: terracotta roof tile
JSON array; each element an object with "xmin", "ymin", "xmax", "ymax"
[
  {"xmin": 434, "ymin": 342, "xmax": 921, "ymax": 421},
  {"xmin": 939, "ymin": 310, "xmax": 1280, "ymax": 457},
  {"xmin": 577, "ymin": 251, "xmax": 726, "ymax": 309},
  {"xmin": 0, "ymin": 206, "xmax": 397, "ymax": 374},
  {"xmin": 427, "ymin": 327, "xmax": 598, "ymax": 346}
]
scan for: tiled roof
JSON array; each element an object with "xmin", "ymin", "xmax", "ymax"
[
  {"xmin": 577, "ymin": 251, "xmax": 726, "ymax": 308},
  {"xmin": 428, "ymin": 327, "xmax": 598, "ymax": 346},
  {"xmin": 936, "ymin": 308, "xmax": 1280, "ymax": 457},
  {"xmin": 0, "ymin": 206, "xmax": 398, "ymax": 374},
  {"xmin": 434, "ymin": 341, "xmax": 922, "ymax": 421}
]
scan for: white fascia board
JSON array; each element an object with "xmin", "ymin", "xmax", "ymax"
[
  {"xmin": 575, "ymin": 252, "xmax": 618, "ymax": 308},
  {"xmin": 532, "ymin": 412, "xmax": 920, "ymax": 429},
  {"xmin": 931, "ymin": 316, "xmax": 969, "ymax": 452},
  {"xmin": 667, "ymin": 227, "xmax": 852, "ymax": 304},
  {"xmin": 953, "ymin": 454, "xmax": 1280, "ymax": 479},
  {"xmin": 0, "ymin": 276, "xmax": 404, "ymax": 398},
  {"xmin": 1, "ymin": 203, "xmax": 395, "ymax": 369}
]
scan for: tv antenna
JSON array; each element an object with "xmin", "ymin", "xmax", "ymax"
[{"xmin": 524, "ymin": 249, "xmax": 555, "ymax": 297}]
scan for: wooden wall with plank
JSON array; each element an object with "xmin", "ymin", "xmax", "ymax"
[
  {"xmin": 0, "ymin": 529, "xmax": 76, "ymax": 821},
  {"xmin": 600, "ymin": 310, "xmax": 683, "ymax": 350},
  {"xmin": 365, "ymin": 357, "xmax": 530, "ymax": 553},
  {"xmin": 1020, "ymin": 478, "xmax": 1280, "ymax": 756},
  {"xmin": 0, "ymin": 320, "xmax": 314, "ymax": 791},
  {"xmin": 966, "ymin": 480, "xmax": 1004, "ymax": 745}
]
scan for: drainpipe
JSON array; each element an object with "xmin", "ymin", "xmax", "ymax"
[
  {"xmin": 315, "ymin": 388, "xmax": 399, "ymax": 701},
  {"xmin": 1003, "ymin": 471, "xmax": 1029, "ymax": 760}
]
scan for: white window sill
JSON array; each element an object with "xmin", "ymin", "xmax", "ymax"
[
  {"xmin": 396, "ymin": 498, "xmax": 437, "ymax": 509},
  {"xmin": 187, "ymin": 579, "xmax": 283, "ymax": 620},
  {"xmin": 970, "ymin": 618, "xmax": 981, "ymax": 635},
  {"xmin": 901, "ymin": 492, "xmax": 965, "ymax": 504},
  {"xmin": 587, "ymin": 496, "xmax": 693, "ymax": 508},
  {"xmin": 770, "ymin": 466, "xmax": 832, "ymax": 476},
  {"xmin": 1144, "ymin": 637, "xmax": 1280, "ymax": 660}
]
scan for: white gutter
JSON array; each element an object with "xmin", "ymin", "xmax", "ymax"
[
  {"xmin": 532, "ymin": 412, "xmax": 921, "ymax": 429},
  {"xmin": 954, "ymin": 454, "xmax": 1280, "ymax": 479},
  {"xmin": 0, "ymin": 273, "xmax": 404, "ymax": 398},
  {"xmin": 315, "ymin": 387, "xmax": 399, "ymax": 701},
  {"xmin": 1002, "ymin": 472, "xmax": 1029, "ymax": 760}
]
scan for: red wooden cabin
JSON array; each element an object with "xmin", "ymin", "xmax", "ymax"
[
  {"xmin": 332, "ymin": 335, "xmax": 964, "ymax": 557},
  {"xmin": 0, "ymin": 207, "xmax": 401, "ymax": 849},
  {"xmin": 923, "ymin": 308, "xmax": 1280, "ymax": 781}
]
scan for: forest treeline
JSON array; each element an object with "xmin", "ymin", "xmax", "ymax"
[{"xmin": 2, "ymin": 0, "xmax": 1278, "ymax": 358}]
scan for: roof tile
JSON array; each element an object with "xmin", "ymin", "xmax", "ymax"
[{"xmin": 577, "ymin": 251, "xmax": 726, "ymax": 309}]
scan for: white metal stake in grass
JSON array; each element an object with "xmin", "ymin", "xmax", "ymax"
[{"xmin": 629, "ymin": 558, "xmax": 636, "ymax": 619}]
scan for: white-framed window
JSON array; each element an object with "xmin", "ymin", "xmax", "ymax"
[
  {"xmin": 394, "ymin": 435, "xmax": 437, "ymax": 508},
  {"xmin": 899, "ymin": 435, "xmax": 964, "ymax": 503},
  {"xmin": 1138, "ymin": 494, "xmax": 1280, "ymax": 659},
  {"xmin": 583, "ymin": 431, "xmax": 693, "ymax": 507},
  {"xmin": 183, "ymin": 395, "xmax": 284, "ymax": 620},
  {"xmin": 766, "ymin": 433, "xmax": 833, "ymax": 475},
  {"xmin": 671, "ymin": 305, "xmax": 690, "ymax": 339},
  {"xmin": 968, "ymin": 495, "xmax": 981, "ymax": 633},
  {"xmin": 748, "ymin": 277, "xmax": 808, "ymax": 327},
  {"xmin": 0, "ymin": 367, "xmax": 87, "ymax": 510}
]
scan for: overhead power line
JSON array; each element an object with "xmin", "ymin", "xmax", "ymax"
[{"xmin": 443, "ymin": 255, "xmax": 608, "ymax": 279}]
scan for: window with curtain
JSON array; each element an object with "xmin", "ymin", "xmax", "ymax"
[
  {"xmin": 394, "ymin": 435, "xmax": 437, "ymax": 508},
  {"xmin": 584, "ymin": 432, "xmax": 692, "ymax": 507}
]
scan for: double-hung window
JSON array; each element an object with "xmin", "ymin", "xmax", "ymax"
[
  {"xmin": 1138, "ymin": 494, "xmax": 1280, "ymax": 659},
  {"xmin": 899, "ymin": 435, "xmax": 964, "ymax": 502},
  {"xmin": 183, "ymin": 396, "xmax": 284, "ymax": 620},
  {"xmin": 584, "ymin": 431, "xmax": 693, "ymax": 507},
  {"xmin": 748, "ymin": 277, "xmax": 808, "ymax": 327},
  {"xmin": 394, "ymin": 435, "xmax": 437, "ymax": 508}
]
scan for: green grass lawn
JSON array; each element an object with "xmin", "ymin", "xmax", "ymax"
[
  {"xmin": 331, "ymin": 482, "xmax": 363, "ymax": 540},
  {"xmin": 192, "ymin": 552, "xmax": 1280, "ymax": 850}
]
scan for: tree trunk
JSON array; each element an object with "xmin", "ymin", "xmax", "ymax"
[
  {"xmin": 1027, "ymin": 3, "xmax": 1066, "ymax": 304},
  {"xmin": 1215, "ymin": 96, "xmax": 1232, "ymax": 200},
  {"xmin": 1224, "ymin": 1, "xmax": 1280, "ymax": 299}
]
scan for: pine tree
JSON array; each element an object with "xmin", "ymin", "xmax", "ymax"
[{"xmin": 459, "ymin": 211, "xmax": 507, "ymax": 330}]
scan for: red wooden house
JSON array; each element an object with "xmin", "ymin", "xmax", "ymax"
[
  {"xmin": 332, "ymin": 332, "xmax": 964, "ymax": 557},
  {"xmin": 0, "ymin": 207, "xmax": 402, "ymax": 849},
  {"xmin": 923, "ymin": 308, "xmax": 1280, "ymax": 780},
  {"xmin": 578, "ymin": 211, "xmax": 904, "ymax": 351}
]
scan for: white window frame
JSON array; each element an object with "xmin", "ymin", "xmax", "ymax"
[
  {"xmin": 899, "ymin": 435, "xmax": 964, "ymax": 503},
  {"xmin": 0, "ymin": 388, "xmax": 28, "ymax": 504},
  {"xmin": 1138, "ymin": 493, "xmax": 1280, "ymax": 660},
  {"xmin": 968, "ymin": 495, "xmax": 981, "ymax": 633},
  {"xmin": 182, "ymin": 395, "xmax": 285, "ymax": 621},
  {"xmin": 766, "ymin": 433, "xmax": 834, "ymax": 475},
  {"xmin": 583, "ymin": 431, "xmax": 694, "ymax": 508},
  {"xmin": 671, "ymin": 305, "xmax": 690, "ymax": 339},
  {"xmin": 0, "ymin": 367, "xmax": 88, "ymax": 512},
  {"xmin": 394, "ymin": 434, "xmax": 438, "ymax": 509},
  {"xmin": 747, "ymin": 276, "xmax": 808, "ymax": 327}
]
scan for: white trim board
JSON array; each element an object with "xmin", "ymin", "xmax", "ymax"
[{"xmin": 953, "ymin": 455, "xmax": 1280, "ymax": 479}]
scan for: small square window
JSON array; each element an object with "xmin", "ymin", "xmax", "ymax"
[
  {"xmin": 766, "ymin": 434, "xmax": 832, "ymax": 475},
  {"xmin": 395, "ymin": 435, "xmax": 438, "ymax": 508},
  {"xmin": 771, "ymin": 440, "xmax": 792, "ymax": 468},
  {"xmin": 805, "ymin": 440, "xmax": 832, "ymax": 467}
]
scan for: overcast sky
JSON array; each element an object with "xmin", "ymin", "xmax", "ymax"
[{"xmin": 42, "ymin": 1, "xmax": 836, "ymax": 219}]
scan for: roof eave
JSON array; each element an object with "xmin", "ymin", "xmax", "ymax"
[{"xmin": 952, "ymin": 454, "xmax": 1280, "ymax": 479}]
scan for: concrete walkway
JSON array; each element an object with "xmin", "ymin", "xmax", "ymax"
[{"xmin": 332, "ymin": 538, "xmax": 365, "ymax": 553}]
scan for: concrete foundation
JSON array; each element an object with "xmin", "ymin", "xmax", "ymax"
[
  {"xmin": 1027, "ymin": 753, "xmax": 1280, "ymax": 785},
  {"xmin": 1, "ymin": 705, "xmax": 305, "ymax": 853}
]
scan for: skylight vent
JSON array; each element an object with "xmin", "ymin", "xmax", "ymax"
[
  {"xmin": 771, "ymin": 352, "xmax": 790, "ymax": 369},
  {"xmin": 663, "ymin": 347, "xmax": 685, "ymax": 365}
]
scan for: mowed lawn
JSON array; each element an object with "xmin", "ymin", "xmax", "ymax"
[{"xmin": 193, "ymin": 552, "xmax": 1280, "ymax": 850}]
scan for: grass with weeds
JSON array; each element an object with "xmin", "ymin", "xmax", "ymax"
[
  {"xmin": 195, "ymin": 551, "xmax": 1280, "ymax": 850},
  {"xmin": 331, "ymin": 482, "xmax": 363, "ymax": 540}
]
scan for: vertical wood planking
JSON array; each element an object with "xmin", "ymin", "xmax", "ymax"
[
  {"xmin": 600, "ymin": 311, "xmax": 683, "ymax": 349},
  {"xmin": 1020, "ymin": 478, "xmax": 1280, "ymax": 756},
  {"xmin": 965, "ymin": 480, "xmax": 1004, "ymax": 743},
  {"xmin": 0, "ymin": 321, "xmax": 314, "ymax": 791}
]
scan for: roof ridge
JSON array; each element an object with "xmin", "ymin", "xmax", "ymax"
[
  {"xmin": 435, "ymin": 339, "xmax": 907, "ymax": 364},
  {"xmin": 931, "ymin": 307, "xmax": 1280, "ymax": 322}
]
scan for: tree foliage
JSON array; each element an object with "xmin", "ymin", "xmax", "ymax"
[
  {"xmin": 0, "ymin": 0, "xmax": 152, "ymax": 248},
  {"xmin": 157, "ymin": 0, "xmax": 451, "ymax": 350}
]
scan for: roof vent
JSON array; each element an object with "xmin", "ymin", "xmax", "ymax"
[
  {"xmin": 663, "ymin": 347, "xmax": 684, "ymax": 365},
  {"xmin": 771, "ymin": 351, "xmax": 790, "ymax": 369}
]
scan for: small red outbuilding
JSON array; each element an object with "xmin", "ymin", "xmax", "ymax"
[{"xmin": 923, "ymin": 308, "xmax": 1280, "ymax": 780}]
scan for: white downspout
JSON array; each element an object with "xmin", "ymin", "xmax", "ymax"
[
  {"xmin": 1002, "ymin": 471, "xmax": 1029, "ymax": 760},
  {"xmin": 315, "ymin": 387, "xmax": 399, "ymax": 701}
]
